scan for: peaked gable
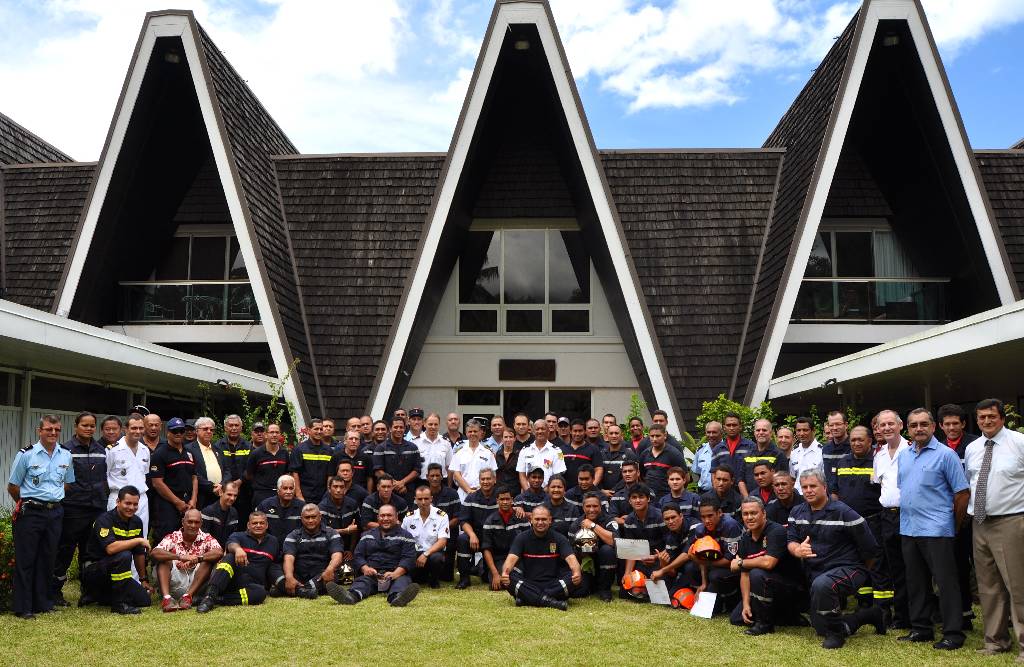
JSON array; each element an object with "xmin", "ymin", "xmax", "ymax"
[
  {"xmin": 52, "ymin": 11, "xmax": 317, "ymax": 421},
  {"xmin": 363, "ymin": 0, "xmax": 684, "ymax": 429},
  {"xmin": 741, "ymin": 0, "xmax": 1019, "ymax": 406},
  {"xmin": 0, "ymin": 111, "xmax": 73, "ymax": 165}
]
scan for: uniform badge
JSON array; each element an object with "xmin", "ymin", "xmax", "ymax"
[
  {"xmin": 31, "ymin": 476, "xmax": 39, "ymax": 485},
  {"xmin": 728, "ymin": 540, "xmax": 739, "ymax": 556},
  {"xmin": 762, "ymin": 538, "xmax": 767, "ymax": 548},
  {"xmin": 549, "ymin": 542, "xmax": 557, "ymax": 554},
  {"xmin": 99, "ymin": 528, "xmax": 110, "ymax": 538},
  {"xmin": 121, "ymin": 470, "xmax": 127, "ymax": 476}
]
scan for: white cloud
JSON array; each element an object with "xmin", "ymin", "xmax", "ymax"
[{"xmin": 922, "ymin": 0, "xmax": 1024, "ymax": 53}]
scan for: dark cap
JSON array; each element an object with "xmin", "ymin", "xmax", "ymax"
[
  {"xmin": 252, "ymin": 422, "xmax": 266, "ymax": 432},
  {"xmin": 528, "ymin": 466, "xmax": 546, "ymax": 476},
  {"xmin": 184, "ymin": 419, "xmax": 196, "ymax": 429},
  {"xmin": 557, "ymin": 417, "xmax": 570, "ymax": 427},
  {"xmin": 409, "ymin": 408, "xmax": 425, "ymax": 418},
  {"xmin": 167, "ymin": 417, "xmax": 186, "ymax": 431}
]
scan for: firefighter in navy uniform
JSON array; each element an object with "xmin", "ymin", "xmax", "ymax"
[
  {"xmin": 679, "ymin": 495, "xmax": 743, "ymax": 613},
  {"xmin": 730, "ymin": 496, "xmax": 806, "ymax": 635},
  {"xmin": 787, "ymin": 469, "xmax": 885, "ymax": 650},
  {"xmin": 542, "ymin": 476, "xmax": 580, "ymax": 537},
  {"xmin": 568, "ymin": 492, "xmax": 618, "ymax": 601},
  {"xmin": 425, "ymin": 463, "xmax": 460, "ymax": 581},
  {"xmin": 455, "ymin": 468, "xmax": 499, "ymax": 588},
  {"xmin": 78, "ymin": 486, "xmax": 153, "ymax": 615},
  {"xmin": 149, "ymin": 426, "xmax": 198, "ymax": 545},
  {"xmin": 258, "ymin": 475, "xmax": 304, "ymax": 543},
  {"xmin": 480, "ymin": 486, "xmax": 529, "ymax": 590},
  {"xmin": 196, "ymin": 511, "xmax": 283, "ymax": 613},
  {"xmin": 8, "ymin": 416, "xmax": 75, "ymax": 619},
  {"xmin": 289, "ymin": 419, "xmax": 333, "ymax": 503},
  {"xmin": 514, "ymin": 467, "xmax": 548, "ymax": 516},
  {"xmin": 651, "ymin": 502, "xmax": 698, "ymax": 594},
  {"xmin": 501, "ymin": 505, "xmax": 583, "ymax": 611},
  {"xmin": 833, "ymin": 426, "xmax": 893, "ymax": 614},
  {"xmin": 245, "ymin": 423, "xmax": 289, "ymax": 506},
  {"xmin": 620, "ymin": 483, "xmax": 667, "ymax": 599},
  {"xmin": 201, "ymin": 479, "xmax": 240, "ymax": 548},
  {"xmin": 327, "ymin": 503, "xmax": 421, "ymax": 607},
  {"xmin": 53, "ymin": 411, "xmax": 108, "ymax": 606},
  {"xmin": 319, "ymin": 476, "xmax": 361, "ymax": 553},
  {"xmin": 281, "ymin": 504, "xmax": 344, "ymax": 598},
  {"xmin": 766, "ymin": 470, "xmax": 800, "ymax": 527}
]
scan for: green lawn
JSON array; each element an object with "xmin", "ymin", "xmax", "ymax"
[{"xmin": 0, "ymin": 583, "xmax": 1016, "ymax": 666}]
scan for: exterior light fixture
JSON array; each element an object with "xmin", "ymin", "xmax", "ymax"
[{"xmin": 514, "ymin": 39, "xmax": 530, "ymax": 51}]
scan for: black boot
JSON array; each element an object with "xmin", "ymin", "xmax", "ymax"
[{"xmin": 843, "ymin": 606, "xmax": 886, "ymax": 635}]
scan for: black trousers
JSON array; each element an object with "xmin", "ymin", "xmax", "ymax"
[
  {"xmin": 150, "ymin": 497, "xmax": 185, "ymax": 546},
  {"xmin": 572, "ymin": 544, "xmax": 616, "ymax": 597},
  {"xmin": 411, "ymin": 551, "xmax": 446, "ymax": 585},
  {"xmin": 878, "ymin": 509, "xmax": 909, "ymax": 623},
  {"xmin": 508, "ymin": 569, "xmax": 575, "ymax": 606},
  {"xmin": 206, "ymin": 553, "xmax": 269, "ymax": 606},
  {"xmin": 902, "ymin": 535, "xmax": 965, "ymax": 643},
  {"xmin": 808, "ymin": 565, "xmax": 869, "ymax": 637},
  {"xmin": 53, "ymin": 508, "xmax": 102, "ymax": 593},
  {"xmin": 456, "ymin": 532, "xmax": 480, "ymax": 578},
  {"xmin": 865, "ymin": 512, "xmax": 894, "ymax": 607},
  {"xmin": 13, "ymin": 503, "xmax": 62, "ymax": 614},
  {"xmin": 81, "ymin": 552, "xmax": 152, "ymax": 609},
  {"xmin": 729, "ymin": 567, "xmax": 806, "ymax": 627},
  {"xmin": 953, "ymin": 522, "xmax": 975, "ymax": 621},
  {"xmin": 350, "ymin": 574, "xmax": 412, "ymax": 603}
]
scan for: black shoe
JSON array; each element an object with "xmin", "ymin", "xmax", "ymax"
[
  {"xmin": 859, "ymin": 606, "xmax": 886, "ymax": 635},
  {"xmin": 598, "ymin": 591, "xmax": 612, "ymax": 603},
  {"xmin": 541, "ymin": 596, "xmax": 568, "ymax": 611},
  {"xmin": 514, "ymin": 598, "xmax": 525, "ymax": 607},
  {"xmin": 962, "ymin": 619, "xmax": 973, "ymax": 632},
  {"xmin": 933, "ymin": 638, "xmax": 963, "ymax": 650},
  {"xmin": 822, "ymin": 634, "xmax": 846, "ymax": 649},
  {"xmin": 111, "ymin": 603, "xmax": 141, "ymax": 615},
  {"xmin": 77, "ymin": 594, "xmax": 96, "ymax": 608},
  {"xmin": 455, "ymin": 578, "xmax": 471, "ymax": 590},
  {"xmin": 390, "ymin": 584, "xmax": 420, "ymax": 607},
  {"xmin": 195, "ymin": 596, "xmax": 216, "ymax": 614},
  {"xmin": 14, "ymin": 612, "xmax": 36, "ymax": 620},
  {"xmin": 295, "ymin": 586, "xmax": 318, "ymax": 600},
  {"xmin": 325, "ymin": 581, "xmax": 357, "ymax": 605},
  {"xmin": 745, "ymin": 623, "xmax": 775, "ymax": 636},
  {"xmin": 428, "ymin": 580, "xmax": 440, "ymax": 589},
  {"xmin": 898, "ymin": 631, "xmax": 935, "ymax": 643},
  {"xmin": 890, "ymin": 619, "xmax": 912, "ymax": 630}
]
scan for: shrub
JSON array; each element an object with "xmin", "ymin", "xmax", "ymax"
[
  {"xmin": 0, "ymin": 512, "xmax": 14, "ymax": 611},
  {"xmin": 695, "ymin": 394, "xmax": 776, "ymax": 439}
]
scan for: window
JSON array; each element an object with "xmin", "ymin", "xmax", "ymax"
[
  {"xmin": 120, "ymin": 228, "xmax": 256, "ymax": 324},
  {"xmin": 456, "ymin": 388, "xmax": 592, "ymax": 424},
  {"xmin": 793, "ymin": 222, "xmax": 948, "ymax": 324},
  {"xmin": 457, "ymin": 228, "xmax": 591, "ymax": 334}
]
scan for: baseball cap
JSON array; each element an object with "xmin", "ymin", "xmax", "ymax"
[
  {"xmin": 528, "ymin": 466, "xmax": 546, "ymax": 476},
  {"xmin": 409, "ymin": 408, "xmax": 425, "ymax": 418},
  {"xmin": 184, "ymin": 419, "xmax": 196, "ymax": 429},
  {"xmin": 167, "ymin": 417, "xmax": 186, "ymax": 431},
  {"xmin": 557, "ymin": 417, "xmax": 570, "ymax": 427},
  {"xmin": 252, "ymin": 421, "xmax": 266, "ymax": 432}
]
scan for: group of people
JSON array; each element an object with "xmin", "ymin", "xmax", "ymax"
[{"xmin": 6, "ymin": 401, "xmax": 1023, "ymax": 659}]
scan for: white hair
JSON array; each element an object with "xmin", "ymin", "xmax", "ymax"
[
  {"xmin": 194, "ymin": 417, "xmax": 215, "ymax": 430},
  {"xmin": 224, "ymin": 414, "xmax": 242, "ymax": 425},
  {"xmin": 276, "ymin": 474, "xmax": 295, "ymax": 490}
]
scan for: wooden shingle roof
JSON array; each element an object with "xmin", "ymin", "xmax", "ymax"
[
  {"xmin": 0, "ymin": 111, "xmax": 72, "ymax": 166},
  {"xmin": 2, "ymin": 163, "xmax": 95, "ymax": 309},
  {"xmin": 976, "ymin": 151, "xmax": 1024, "ymax": 296}
]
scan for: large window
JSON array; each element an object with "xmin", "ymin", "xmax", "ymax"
[
  {"xmin": 458, "ymin": 228, "xmax": 591, "ymax": 334},
  {"xmin": 793, "ymin": 222, "xmax": 948, "ymax": 324},
  {"xmin": 457, "ymin": 388, "xmax": 592, "ymax": 424},
  {"xmin": 119, "ymin": 227, "xmax": 256, "ymax": 324}
]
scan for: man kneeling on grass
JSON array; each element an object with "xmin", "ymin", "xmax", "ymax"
[
  {"xmin": 327, "ymin": 504, "xmax": 421, "ymax": 607},
  {"xmin": 500, "ymin": 505, "xmax": 582, "ymax": 611},
  {"xmin": 151, "ymin": 508, "xmax": 223, "ymax": 611},
  {"xmin": 281, "ymin": 504, "xmax": 344, "ymax": 599},
  {"xmin": 196, "ymin": 511, "xmax": 283, "ymax": 613}
]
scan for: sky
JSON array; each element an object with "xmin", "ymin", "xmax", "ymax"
[{"xmin": 0, "ymin": 0, "xmax": 1022, "ymax": 161}]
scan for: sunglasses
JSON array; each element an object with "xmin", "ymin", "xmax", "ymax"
[{"xmin": 168, "ymin": 429, "xmax": 186, "ymax": 435}]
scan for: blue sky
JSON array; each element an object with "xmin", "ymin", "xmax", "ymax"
[{"xmin": 0, "ymin": 0, "xmax": 1022, "ymax": 159}]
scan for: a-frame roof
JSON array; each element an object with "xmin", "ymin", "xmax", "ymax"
[
  {"xmin": 0, "ymin": 111, "xmax": 73, "ymax": 165},
  {"xmin": 51, "ymin": 11, "xmax": 319, "ymax": 422},
  {"xmin": 739, "ymin": 0, "xmax": 1020, "ymax": 406}
]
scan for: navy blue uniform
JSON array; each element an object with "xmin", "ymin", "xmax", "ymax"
[
  {"xmin": 558, "ymin": 441, "xmax": 604, "ymax": 488},
  {"xmin": 372, "ymin": 439, "xmax": 421, "ymax": 488},
  {"xmin": 711, "ymin": 438, "xmax": 756, "ymax": 487},
  {"xmin": 289, "ymin": 440, "xmax": 333, "ymax": 503},
  {"xmin": 207, "ymin": 531, "xmax": 282, "ymax": 606},
  {"xmin": 432, "ymin": 485, "xmax": 462, "ymax": 581},
  {"xmin": 599, "ymin": 446, "xmax": 637, "ymax": 491},
  {"xmin": 713, "ymin": 487, "xmax": 744, "ymax": 519},
  {"xmin": 330, "ymin": 448, "xmax": 374, "ymax": 491},
  {"xmin": 608, "ymin": 482, "xmax": 654, "ymax": 518},
  {"xmin": 282, "ymin": 524, "xmax": 343, "ymax": 589},
  {"xmin": 787, "ymin": 500, "xmax": 877, "ymax": 638},
  {"xmin": 622, "ymin": 507, "xmax": 667, "ymax": 565},
  {"xmin": 680, "ymin": 514, "xmax": 743, "ymax": 602},
  {"xmin": 359, "ymin": 492, "xmax": 409, "ymax": 527},
  {"xmin": 481, "ymin": 510, "xmax": 529, "ymax": 568},
  {"xmin": 514, "ymin": 489, "xmax": 548, "ymax": 514},
  {"xmin": 508, "ymin": 529, "xmax": 577, "ymax": 606},
  {"xmin": 149, "ymin": 442, "xmax": 197, "ymax": 544},
  {"xmin": 742, "ymin": 444, "xmax": 782, "ymax": 494},
  {"xmin": 730, "ymin": 520, "xmax": 805, "ymax": 627},
  {"xmin": 766, "ymin": 497, "xmax": 800, "ymax": 527},
  {"xmin": 833, "ymin": 453, "xmax": 890, "ymax": 607},
  {"xmin": 658, "ymin": 490, "xmax": 701, "ymax": 517},
  {"xmin": 80, "ymin": 508, "xmax": 151, "ymax": 611},
  {"xmin": 215, "ymin": 437, "xmax": 251, "ymax": 483},
  {"xmin": 200, "ymin": 500, "xmax": 239, "ymax": 548},
  {"xmin": 565, "ymin": 486, "xmax": 608, "ymax": 512},
  {"xmin": 54, "ymin": 436, "xmax": 107, "ymax": 598},
  {"xmin": 456, "ymin": 489, "xmax": 499, "ymax": 579},
  {"xmin": 257, "ymin": 495, "xmax": 303, "ymax": 543},
  {"xmin": 245, "ymin": 444, "xmax": 289, "ymax": 506},
  {"xmin": 639, "ymin": 446, "xmax": 687, "ymax": 497},
  {"xmin": 568, "ymin": 513, "xmax": 618, "ymax": 597},
  {"xmin": 543, "ymin": 499, "xmax": 581, "ymax": 538},
  {"xmin": 349, "ymin": 526, "xmax": 418, "ymax": 603},
  {"xmin": 821, "ymin": 438, "xmax": 851, "ymax": 487}
]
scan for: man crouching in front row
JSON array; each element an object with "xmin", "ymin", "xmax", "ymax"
[
  {"xmin": 326, "ymin": 504, "xmax": 421, "ymax": 607},
  {"xmin": 501, "ymin": 505, "xmax": 583, "ymax": 611}
]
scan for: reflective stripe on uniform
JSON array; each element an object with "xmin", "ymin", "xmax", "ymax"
[
  {"xmin": 302, "ymin": 454, "xmax": 332, "ymax": 461},
  {"xmin": 873, "ymin": 590, "xmax": 894, "ymax": 599},
  {"xmin": 111, "ymin": 526, "xmax": 142, "ymax": 537},
  {"xmin": 110, "ymin": 571, "xmax": 132, "ymax": 581},
  {"xmin": 216, "ymin": 562, "xmax": 234, "ymax": 578},
  {"xmin": 239, "ymin": 588, "xmax": 249, "ymax": 605},
  {"xmin": 858, "ymin": 586, "xmax": 873, "ymax": 596},
  {"xmin": 838, "ymin": 468, "xmax": 873, "ymax": 476}
]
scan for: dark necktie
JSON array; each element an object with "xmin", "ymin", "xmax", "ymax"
[{"xmin": 973, "ymin": 439, "xmax": 996, "ymax": 523}]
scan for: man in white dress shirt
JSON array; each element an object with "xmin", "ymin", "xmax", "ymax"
[
  {"xmin": 449, "ymin": 420, "xmax": 497, "ymax": 501},
  {"xmin": 415, "ymin": 413, "xmax": 452, "ymax": 484},
  {"xmin": 106, "ymin": 414, "xmax": 151, "ymax": 538},
  {"xmin": 788, "ymin": 417, "xmax": 823, "ymax": 480},
  {"xmin": 873, "ymin": 409, "xmax": 910, "ymax": 629},
  {"xmin": 401, "ymin": 485, "xmax": 450, "ymax": 588}
]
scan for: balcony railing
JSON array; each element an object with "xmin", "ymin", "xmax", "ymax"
[
  {"xmin": 791, "ymin": 278, "xmax": 949, "ymax": 324},
  {"xmin": 119, "ymin": 281, "xmax": 258, "ymax": 324}
]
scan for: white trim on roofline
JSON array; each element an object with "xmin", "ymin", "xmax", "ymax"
[
  {"xmin": 52, "ymin": 14, "xmax": 305, "ymax": 424},
  {"xmin": 367, "ymin": 1, "xmax": 682, "ymax": 430},
  {"xmin": 769, "ymin": 299, "xmax": 1024, "ymax": 398},
  {"xmin": 747, "ymin": 0, "xmax": 1019, "ymax": 407}
]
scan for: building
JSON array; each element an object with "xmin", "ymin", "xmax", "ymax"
[{"xmin": 1, "ymin": 0, "xmax": 1022, "ymax": 464}]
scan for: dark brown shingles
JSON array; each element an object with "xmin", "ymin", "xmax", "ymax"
[
  {"xmin": 274, "ymin": 154, "xmax": 444, "ymax": 418},
  {"xmin": 601, "ymin": 150, "xmax": 784, "ymax": 426},
  {"xmin": 194, "ymin": 23, "xmax": 321, "ymax": 414},
  {"xmin": 3, "ymin": 163, "xmax": 95, "ymax": 310},
  {"xmin": 976, "ymin": 151, "xmax": 1024, "ymax": 295},
  {"xmin": 0, "ymin": 111, "xmax": 73, "ymax": 166},
  {"xmin": 735, "ymin": 11, "xmax": 861, "ymax": 403}
]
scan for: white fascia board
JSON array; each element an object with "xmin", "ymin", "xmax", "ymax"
[
  {"xmin": 747, "ymin": 0, "xmax": 1018, "ymax": 408},
  {"xmin": 784, "ymin": 323, "xmax": 935, "ymax": 345},
  {"xmin": 52, "ymin": 14, "xmax": 305, "ymax": 425},
  {"xmin": 769, "ymin": 300, "xmax": 1024, "ymax": 397},
  {"xmin": 102, "ymin": 324, "xmax": 267, "ymax": 344},
  {"xmin": 368, "ymin": 2, "xmax": 682, "ymax": 431},
  {"xmin": 1, "ymin": 299, "xmax": 276, "ymax": 394}
]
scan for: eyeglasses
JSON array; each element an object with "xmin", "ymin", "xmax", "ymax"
[{"xmin": 168, "ymin": 429, "xmax": 186, "ymax": 435}]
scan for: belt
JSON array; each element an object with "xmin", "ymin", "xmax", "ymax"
[
  {"xmin": 986, "ymin": 512, "xmax": 1024, "ymax": 519},
  {"xmin": 22, "ymin": 498, "xmax": 61, "ymax": 510}
]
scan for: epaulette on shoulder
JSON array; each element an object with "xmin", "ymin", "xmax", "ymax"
[
  {"xmin": 19, "ymin": 444, "xmax": 33, "ymax": 453},
  {"xmin": 405, "ymin": 510, "xmax": 414, "ymax": 517},
  {"xmin": 106, "ymin": 442, "xmax": 117, "ymax": 449},
  {"xmin": 437, "ymin": 509, "xmax": 446, "ymax": 516}
]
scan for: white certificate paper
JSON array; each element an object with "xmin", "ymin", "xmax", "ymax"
[
  {"xmin": 645, "ymin": 579, "xmax": 671, "ymax": 605},
  {"xmin": 614, "ymin": 538, "xmax": 651, "ymax": 559},
  {"xmin": 689, "ymin": 591, "xmax": 717, "ymax": 618}
]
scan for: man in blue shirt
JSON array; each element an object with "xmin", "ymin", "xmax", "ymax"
[
  {"xmin": 896, "ymin": 408, "xmax": 970, "ymax": 650},
  {"xmin": 7, "ymin": 415, "xmax": 75, "ymax": 619},
  {"xmin": 691, "ymin": 422, "xmax": 721, "ymax": 494}
]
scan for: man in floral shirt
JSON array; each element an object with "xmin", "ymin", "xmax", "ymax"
[{"xmin": 151, "ymin": 508, "xmax": 223, "ymax": 611}]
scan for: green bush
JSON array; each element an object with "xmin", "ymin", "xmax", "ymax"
[
  {"xmin": 781, "ymin": 405, "xmax": 864, "ymax": 443},
  {"xmin": 0, "ymin": 512, "xmax": 14, "ymax": 612},
  {"xmin": 695, "ymin": 394, "xmax": 776, "ymax": 439}
]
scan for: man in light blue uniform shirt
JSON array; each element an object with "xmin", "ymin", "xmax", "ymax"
[
  {"xmin": 7, "ymin": 415, "xmax": 75, "ymax": 619},
  {"xmin": 896, "ymin": 408, "xmax": 969, "ymax": 650}
]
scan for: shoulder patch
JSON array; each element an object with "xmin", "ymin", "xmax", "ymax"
[
  {"xmin": 106, "ymin": 442, "xmax": 117, "ymax": 449},
  {"xmin": 405, "ymin": 510, "xmax": 414, "ymax": 516},
  {"xmin": 19, "ymin": 444, "xmax": 33, "ymax": 452},
  {"xmin": 437, "ymin": 509, "xmax": 446, "ymax": 516},
  {"xmin": 98, "ymin": 527, "xmax": 110, "ymax": 538}
]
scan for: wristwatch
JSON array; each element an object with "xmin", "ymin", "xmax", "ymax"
[{"xmin": 736, "ymin": 558, "xmax": 744, "ymax": 570}]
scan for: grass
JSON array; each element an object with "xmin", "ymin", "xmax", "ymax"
[{"xmin": 0, "ymin": 582, "xmax": 1017, "ymax": 666}]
